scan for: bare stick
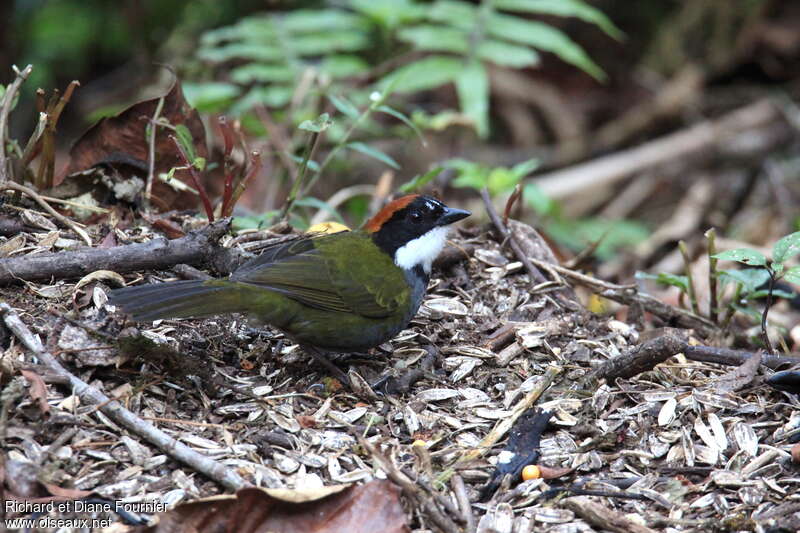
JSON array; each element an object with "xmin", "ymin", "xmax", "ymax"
[
  {"xmin": 1, "ymin": 181, "xmax": 92, "ymax": 246},
  {"xmin": 1, "ymin": 303, "xmax": 247, "ymax": 491},
  {"xmin": 564, "ymin": 496, "xmax": 658, "ymax": 533},
  {"xmin": 528, "ymin": 258, "xmax": 719, "ymax": 338},
  {"xmin": 678, "ymin": 240, "xmax": 699, "ymax": 315},
  {"xmin": 480, "ymin": 188, "xmax": 547, "ymax": 285},
  {"xmin": 706, "ymin": 228, "xmax": 719, "ymax": 324},
  {"xmin": 144, "ymin": 96, "xmax": 165, "ymax": 207},
  {"xmin": 172, "ymin": 135, "xmax": 215, "ymax": 222},
  {"xmin": 0, "ymin": 64, "xmax": 33, "ymax": 181},
  {"xmin": 590, "ymin": 333, "xmax": 687, "ymax": 381},
  {"xmin": 0, "ymin": 218, "xmax": 241, "ymax": 285},
  {"xmin": 358, "ymin": 436, "xmax": 461, "ymax": 533},
  {"xmin": 684, "ymin": 344, "xmax": 797, "ymax": 370}
]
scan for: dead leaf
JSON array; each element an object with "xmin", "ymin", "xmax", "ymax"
[
  {"xmin": 136, "ymin": 480, "xmax": 408, "ymax": 533},
  {"xmin": 714, "ymin": 352, "xmax": 762, "ymax": 393},
  {"xmin": 20, "ymin": 369, "xmax": 50, "ymax": 414},
  {"xmin": 59, "ymin": 77, "xmax": 208, "ymax": 212}
]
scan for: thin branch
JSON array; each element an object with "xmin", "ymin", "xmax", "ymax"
[
  {"xmin": 144, "ymin": 96, "xmax": 165, "ymax": 207},
  {"xmin": 171, "ymin": 135, "xmax": 215, "ymax": 222},
  {"xmin": 706, "ymin": 228, "xmax": 719, "ymax": 324},
  {"xmin": 0, "ymin": 181, "xmax": 92, "ymax": 246},
  {"xmin": 678, "ymin": 240, "xmax": 699, "ymax": 315},
  {"xmin": 0, "ymin": 218, "xmax": 241, "ymax": 285},
  {"xmin": 480, "ymin": 187, "xmax": 547, "ymax": 285},
  {"xmin": 0, "ymin": 303, "xmax": 247, "ymax": 491},
  {"xmin": 0, "ymin": 64, "xmax": 34, "ymax": 181},
  {"xmin": 761, "ymin": 268, "xmax": 775, "ymax": 353},
  {"xmin": 279, "ymin": 129, "xmax": 322, "ymax": 222}
]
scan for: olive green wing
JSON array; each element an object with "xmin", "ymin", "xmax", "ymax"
[
  {"xmin": 316, "ymin": 232, "xmax": 409, "ymax": 318},
  {"xmin": 231, "ymin": 232, "xmax": 407, "ymax": 318}
]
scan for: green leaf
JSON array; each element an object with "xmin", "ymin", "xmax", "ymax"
[
  {"xmin": 377, "ymin": 105, "xmax": 426, "ymax": 145},
  {"xmin": 287, "ymin": 153, "xmax": 320, "ymax": 172},
  {"xmin": 783, "ymin": 266, "xmax": 800, "ymax": 285},
  {"xmin": 747, "ymin": 289, "xmax": 796, "ymax": 300},
  {"xmin": 282, "ymin": 9, "xmax": 368, "ymax": 32},
  {"xmin": 635, "ymin": 271, "xmax": 689, "ymax": 292},
  {"xmin": 511, "ymin": 158, "xmax": 540, "ymax": 178},
  {"xmin": 545, "ymin": 218, "xmax": 649, "ymax": 259},
  {"xmin": 292, "ymin": 31, "xmax": 370, "ymax": 55},
  {"xmin": 229, "ymin": 86, "xmax": 293, "ymax": 115},
  {"xmin": 328, "ymin": 94, "xmax": 360, "ymax": 120},
  {"xmin": 320, "ymin": 55, "xmax": 370, "ymax": 78},
  {"xmin": 428, "ymin": 0, "xmax": 477, "ymax": 31},
  {"xmin": 232, "ymin": 210, "xmax": 280, "ymax": 231},
  {"xmin": 399, "ymin": 167, "xmax": 444, "ymax": 193},
  {"xmin": 193, "ymin": 157, "xmax": 206, "ymax": 171},
  {"xmin": 346, "ymin": 142, "xmax": 400, "ymax": 169},
  {"xmin": 379, "ymin": 55, "xmax": 463, "ymax": 93},
  {"xmin": 183, "ymin": 82, "xmax": 241, "ymax": 113},
  {"xmin": 494, "ymin": 0, "xmax": 624, "ymax": 40},
  {"xmin": 713, "ymin": 249, "xmax": 767, "ymax": 267},
  {"xmin": 294, "ymin": 196, "xmax": 346, "ymax": 223},
  {"xmin": 478, "ymin": 40, "xmax": 540, "ymax": 68},
  {"xmin": 487, "ymin": 168, "xmax": 523, "ymax": 195},
  {"xmin": 349, "ymin": 0, "xmax": 426, "ymax": 29},
  {"xmin": 230, "ymin": 64, "xmax": 294, "ymax": 84},
  {"xmin": 487, "ymin": 13, "xmax": 605, "ymax": 80},
  {"xmin": 197, "ymin": 43, "xmax": 282, "ymax": 63},
  {"xmin": 299, "ymin": 113, "xmax": 333, "ymax": 133},
  {"xmin": 398, "ymin": 25, "xmax": 468, "ymax": 53},
  {"xmin": 523, "ymin": 183, "xmax": 557, "ymax": 217},
  {"xmin": 455, "ymin": 61, "xmax": 489, "ymax": 138},
  {"xmin": 772, "ymin": 231, "xmax": 800, "ymax": 264},
  {"xmin": 174, "ymin": 124, "xmax": 196, "ymax": 162},
  {"xmin": 718, "ymin": 268, "xmax": 770, "ymax": 293}
]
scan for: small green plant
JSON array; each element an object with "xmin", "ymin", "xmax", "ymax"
[
  {"xmin": 712, "ymin": 231, "xmax": 800, "ymax": 351},
  {"xmin": 639, "ymin": 230, "xmax": 800, "ymax": 352}
]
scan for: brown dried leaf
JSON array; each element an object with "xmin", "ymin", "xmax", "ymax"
[
  {"xmin": 60, "ymin": 77, "xmax": 208, "ymax": 212},
  {"xmin": 20, "ymin": 369, "xmax": 50, "ymax": 414},
  {"xmin": 714, "ymin": 352, "xmax": 762, "ymax": 393},
  {"xmin": 137, "ymin": 481, "xmax": 408, "ymax": 533}
]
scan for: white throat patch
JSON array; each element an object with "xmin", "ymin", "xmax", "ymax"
[{"xmin": 394, "ymin": 226, "xmax": 449, "ymax": 273}]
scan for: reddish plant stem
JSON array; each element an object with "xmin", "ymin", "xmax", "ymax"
[{"xmin": 171, "ymin": 135, "xmax": 215, "ymax": 222}]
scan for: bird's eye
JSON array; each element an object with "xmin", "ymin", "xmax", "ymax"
[{"xmin": 410, "ymin": 212, "xmax": 422, "ymax": 223}]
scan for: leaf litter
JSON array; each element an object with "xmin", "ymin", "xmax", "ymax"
[{"xmin": 1, "ymin": 210, "xmax": 800, "ymax": 532}]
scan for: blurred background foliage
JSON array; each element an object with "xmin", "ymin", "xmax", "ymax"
[{"xmin": 3, "ymin": 0, "xmax": 799, "ymax": 267}]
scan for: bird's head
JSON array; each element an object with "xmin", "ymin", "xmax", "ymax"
[{"xmin": 365, "ymin": 194, "xmax": 470, "ymax": 273}]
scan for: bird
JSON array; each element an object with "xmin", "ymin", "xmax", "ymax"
[{"xmin": 109, "ymin": 194, "xmax": 470, "ymax": 377}]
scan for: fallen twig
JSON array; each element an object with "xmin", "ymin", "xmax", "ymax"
[
  {"xmin": 564, "ymin": 496, "xmax": 658, "ymax": 533},
  {"xmin": 358, "ymin": 435, "xmax": 461, "ymax": 533},
  {"xmin": 0, "ymin": 218, "xmax": 242, "ymax": 285},
  {"xmin": 528, "ymin": 258, "xmax": 719, "ymax": 338},
  {"xmin": 1, "ymin": 303, "xmax": 248, "ymax": 491},
  {"xmin": 1, "ymin": 181, "xmax": 92, "ymax": 246},
  {"xmin": 685, "ymin": 345, "xmax": 799, "ymax": 370},
  {"xmin": 590, "ymin": 333, "xmax": 687, "ymax": 381},
  {"xmin": 480, "ymin": 187, "xmax": 547, "ymax": 285}
]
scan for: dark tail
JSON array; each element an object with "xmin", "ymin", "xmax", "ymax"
[{"xmin": 109, "ymin": 280, "xmax": 247, "ymax": 322}]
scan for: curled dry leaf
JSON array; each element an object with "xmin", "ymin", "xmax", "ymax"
[
  {"xmin": 135, "ymin": 480, "xmax": 408, "ymax": 533},
  {"xmin": 713, "ymin": 352, "xmax": 761, "ymax": 393},
  {"xmin": 20, "ymin": 369, "xmax": 50, "ymax": 414}
]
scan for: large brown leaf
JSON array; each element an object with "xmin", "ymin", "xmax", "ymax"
[
  {"xmin": 137, "ymin": 481, "xmax": 409, "ymax": 533},
  {"xmin": 59, "ymin": 78, "xmax": 208, "ymax": 212}
]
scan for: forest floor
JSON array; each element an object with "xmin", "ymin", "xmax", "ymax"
[{"xmin": 2, "ymin": 200, "xmax": 799, "ymax": 533}]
